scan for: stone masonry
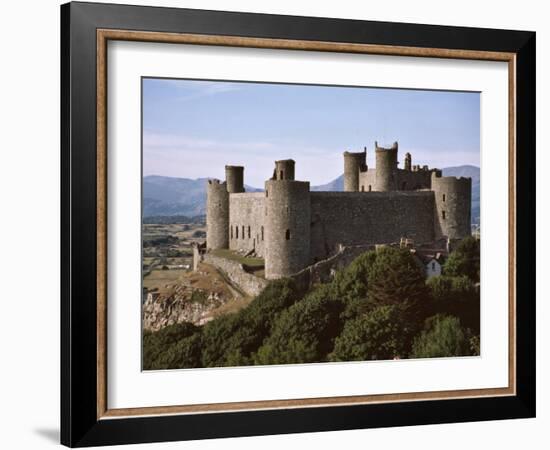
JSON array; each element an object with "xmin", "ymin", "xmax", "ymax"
[{"xmin": 206, "ymin": 143, "xmax": 472, "ymax": 280}]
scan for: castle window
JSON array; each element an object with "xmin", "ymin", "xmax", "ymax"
[
  {"xmin": 368, "ymin": 185, "xmax": 372, "ymax": 192},
  {"xmin": 261, "ymin": 226, "xmax": 264, "ymax": 241},
  {"xmin": 280, "ymin": 170, "xmax": 284, "ymax": 179},
  {"xmin": 231, "ymin": 226, "xmax": 233, "ymax": 239},
  {"xmin": 442, "ymin": 211, "xmax": 446, "ymax": 220},
  {"xmin": 248, "ymin": 226, "xmax": 251, "ymax": 238},
  {"xmin": 431, "ymin": 262, "xmax": 436, "ymax": 271},
  {"xmin": 442, "ymin": 194, "xmax": 446, "ymax": 202},
  {"xmin": 361, "ymin": 185, "xmax": 364, "ymax": 192},
  {"xmin": 242, "ymin": 226, "xmax": 245, "ymax": 238},
  {"xmin": 236, "ymin": 226, "xmax": 239, "ymax": 239},
  {"xmin": 285, "ymin": 229, "xmax": 291, "ymax": 240},
  {"xmin": 266, "ymin": 189, "xmax": 268, "ymax": 198}
]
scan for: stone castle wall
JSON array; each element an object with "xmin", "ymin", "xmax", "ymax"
[
  {"xmin": 359, "ymin": 168, "xmax": 433, "ymax": 193},
  {"xmin": 203, "ymin": 252, "xmax": 269, "ymax": 297},
  {"xmin": 309, "ymin": 191, "xmax": 435, "ymax": 261},
  {"xmin": 229, "ymin": 192, "xmax": 266, "ymax": 257}
]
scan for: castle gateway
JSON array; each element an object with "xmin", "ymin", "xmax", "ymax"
[{"xmin": 207, "ymin": 142, "xmax": 471, "ymax": 280}]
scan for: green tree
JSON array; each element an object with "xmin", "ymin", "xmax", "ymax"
[
  {"xmin": 444, "ymin": 236, "xmax": 480, "ymax": 282},
  {"xmin": 201, "ymin": 278, "xmax": 302, "ymax": 367},
  {"xmin": 253, "ymin": 284, "xmax": 344, "ymax": 365},
  {"xmin": 330, "ymin": 305, "xmax": 406, "ymax": 361},
  {"xmin": 411, "ymin": 315, "xmax": 473, "ymax": 358},
  {"xmin": 427, "ymin": 275, "xmax": 480, "ymax": 333},
  {"xmin": 142, "ymin": 322, "xmax": 200, "ymax": 370}
]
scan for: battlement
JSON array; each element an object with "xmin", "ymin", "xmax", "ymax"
[{"xmin": 206, "ymin": 141, "xmax": 472, "ymax": 280}]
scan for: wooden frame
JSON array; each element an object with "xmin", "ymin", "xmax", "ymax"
[{"xmin": 62, "ymin": 1, "xmax": 535, "ymax": 447}]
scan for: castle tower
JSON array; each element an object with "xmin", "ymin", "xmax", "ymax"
[
  {"xmin": 206, "ymin": 179, "xmax": 230, "ymax": 250},
  {"xmin": 264, "ymin": 177, "xmax": 311, "ymax": 279},
  {"xmin": 374, "ymin": 141, "xmax": 398, "ymax": 191},
  {"xmin": 404, "ymin": 152, "xmax": 412, "ymax": 171},
  {"xmin": 225, "ymin": 165, "xmax": 244, "ymax": 193},
  {"xmin": 274, "ymin": 159, "xmax": 295, "ymax": 180},
  {"xmin": 343, "ymin": 150, "xmax": 367, "ymax": 192},
  {"xmin": 431, "ymin": 171, "xmax": 472, "ymax": 240}
]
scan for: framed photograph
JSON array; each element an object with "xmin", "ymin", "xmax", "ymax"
[{"xmin": 61, "ymin": 1, "xmax": 536, "ymax": 447}]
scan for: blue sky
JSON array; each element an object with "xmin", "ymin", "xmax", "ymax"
[{"xmin": 143, "ymin": 78, "xmax": 480, "ymax": 187}]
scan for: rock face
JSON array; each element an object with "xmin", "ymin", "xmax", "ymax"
[{"xmin": 142, "ymin": 266, "xmax": 239, "ymax": 331}]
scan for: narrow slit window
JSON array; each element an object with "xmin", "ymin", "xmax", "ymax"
[
  {"xmin": 280, "ymin": 170, "xmax": 284, "ymax": 179},
  {"xmin": 442, "ymin": 211, "xmax": 446, "ymax": 220},
  {"xmin": 236, "ymin": 226, "xmax": 239, "ymax": 239},
  {"xmin": 242, "ymin": 226, "xmax": 245, "ymax": 238},
  {"xmin": 261, "ymin": 226, "xmax": 264, "ymax": 241},
  {"xmin": 442, "ymin": 193, "xmax": 446, "ymax": 202},
  {"xmin": 368, "ymin": 185, "xmax": 372, "ymax": 192},
  {"xmin": 285, "ymin": 229, "xmax": 291, "ymax": 240},
  {"xmin": 248, "ymin": 226, "xmax": 251, "ymax": 238},
  {"xmin": 230, "ymin": 226, "xmax": 233, "ymax": 239}
]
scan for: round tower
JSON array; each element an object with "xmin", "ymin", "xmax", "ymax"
[
  {"xmin": 274, "ymin": 159, "xmax": 295, "ymax": 180},
  {"xmin": 404, "ymin": 152, "xmax": 412, "ymax": 171},
  {"xmin": 264, "ymin": 179, "xmax": 311, "ymax": 279},
  {"xmin": 343, "ymin": 150, "xmax": 367, "ymax": 192},
  {"xmin": 374, "ymin": 141, "xmax": 398, "ymax": 191},
  {"xmin": 225, "ymin": 165, "xmax": 244, "ymax": 193},
  {"xmin": 431, "ymin": 172, "xmax": 472, "ymax": 240},
  {"xmin": 206, "ymin": 179, "xmax": 229, "ymax": 250}
]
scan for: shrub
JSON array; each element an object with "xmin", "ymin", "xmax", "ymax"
[
  {"xmin": 444, "ymin": 236, "xmax": 480, "ymax": 282},
  {"xmin": 330, "ymin": 304, "xmax": 406, "ymax": 361},
  {"xmin": 254, "ymin": 284, "xmax": 344, "ymax": 365},
  {"xmin": 427, "ymin": 275, "xmax": 480, "ymax": 333},
  {"xmin": 201, "ymin": 278, "xmax": 302, "ymax": 367},
  {"xmin": 142, "ymin": 322, "xmax": 200, "ymax": 370},
  {"xmin": 411, "ymin": 315, "xmax": 473, "ymax": 358}
]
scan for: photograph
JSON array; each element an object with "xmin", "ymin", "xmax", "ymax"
[{"xmin": 141, "ymin": 78, "xmax": 481, "ymax": 370}]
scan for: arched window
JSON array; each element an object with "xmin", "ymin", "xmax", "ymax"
[
  {"xmin": 368, "ymin": 185, "xmax": 372, "ymax": 192},
  {"xmin": 285, "ymin": 229, "xmax": 291, "ymax": 240}
]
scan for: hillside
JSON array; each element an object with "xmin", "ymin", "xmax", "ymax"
[{"xmin": 143, "ymin": 165, "xmax": 480, "ymax": 224}]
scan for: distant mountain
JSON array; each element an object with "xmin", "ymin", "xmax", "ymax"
[
  {"xmin": 143, "ymin": 165, "xmax": 480, "ymax": 224},
  {"xmin": 143, "ymin": 175, "xmax": 260, "ymax": 217},
  {"xmin": 311, "ymin": 174, "xmax": 344, "ymax": 192}
]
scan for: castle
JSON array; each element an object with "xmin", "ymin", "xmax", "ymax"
[{"xmin": 206, "ymin": 142, "xmax": 471, "ymax": 280}]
